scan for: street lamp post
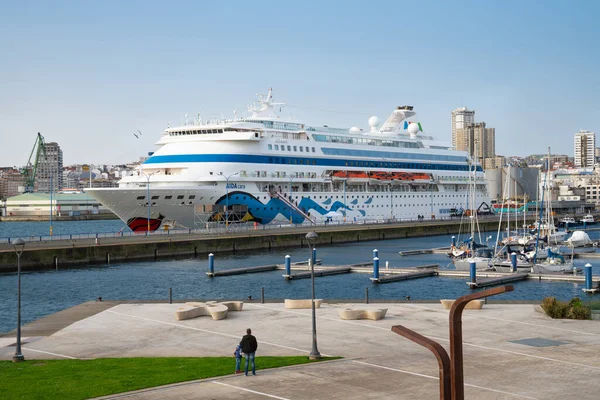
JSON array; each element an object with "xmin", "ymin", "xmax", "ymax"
[
  {"xmin": 220, "ymin": 172, "xmax": 239, "ymax": 228},
  {"xmin": 305, "ymin": 231, "xmax": 321, "ymax": 360},
  {"xmin": 12, "ymin": 238, "xmax": 26, "ymax": 363}
]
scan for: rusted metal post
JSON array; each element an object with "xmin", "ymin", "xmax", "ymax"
[
  {"xmin": 392, "ymin": 325, "xmax": 451, "ymax": 400},
  {"xmin": 449, "ymin": 285, "xmax": 513, "ymax": 400}
]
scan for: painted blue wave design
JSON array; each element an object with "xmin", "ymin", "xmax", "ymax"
[
  {"xmin": 322, "ymin": 198, "xmax": 332, "ymax": 205},
  {"xmin": 364, "ymin": 197, "xmax": 373, "ymax": 204},
  {"xmin": 350, "ymin": 199, "xmax": 358, "ymax": 205},
  {"xmin": 215, "ymin": 191, "xmax": 353, "ymax": 224},
  {"xmin": 329, "ymin": 201, "xmax": 351, "ymax": 212},
  {"xmin": 358, "ymin": 210, "xmax": 366, "ymax": 216}
]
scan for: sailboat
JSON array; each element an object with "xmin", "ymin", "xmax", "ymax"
[
  {"xmin": 531, "ymin": 147, "xmax": 575, "ymax": 273},
  {"xmin": 453, "ymin": 152, "xmax": 493, "ymax": 271}
]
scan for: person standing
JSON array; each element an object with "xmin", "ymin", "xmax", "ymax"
[
  {"xmin": 233, "ymin": 343, "xmax": 243, "ymax": 374},
  {"xmin": 239, "ymin": 328, "xmax": 258, "ymax": 376}
]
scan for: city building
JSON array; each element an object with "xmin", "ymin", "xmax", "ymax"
[
  {"xmin": 35, "ymin": 142, "xmax": 63, "ymax": 193},
  {"xmin": 451, "ymin": 107, "xmax": 475, "ymax": 149},
  {"xmin": 0, "ymin": 168, "xmax": 23, "ymax": 200},
  {"xmin": 4, "ymin": 192, "xmax": 112, "ymax": 217},
  {"xmin": 454, "ymin": 122, "xmax": 496, "ymax": 167},
  {"xmin": 484, "ymin": 156, "xmax": 506, "ymax": 170},
  {"xmin": 574, "ymin": 130, "xmax": 595, "ymax": 168}
]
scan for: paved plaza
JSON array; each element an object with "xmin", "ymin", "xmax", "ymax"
[{"xmin": 2, "ymin": 301, "xmax": 600, "ymax": 399}]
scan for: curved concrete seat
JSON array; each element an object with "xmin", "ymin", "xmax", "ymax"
[
  {"xmin": 221, "ymin": 301, "xmax": 244, "ymax": 311},
  {"xmin": 338, "ymin": 308, "xmax": 387, "ymax": 320},
  {"xmin": 284, "ymin": 299, "xmax": 323, "ymax": 309},
  {"xmin": 176, "ymin": 301, "xmax": 244, "ymax": 321},
  {"xmin": 440, "ymin": 299, "xmax": 484, "ymax": 310}
]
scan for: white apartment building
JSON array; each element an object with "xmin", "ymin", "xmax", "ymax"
[
  {"xmin": 451, "ymin": 107, "xmax": 475, "ymax": 149},
  {"xmin": 574, "ymin": 130, "xmax": 595, "ymax": 168}
]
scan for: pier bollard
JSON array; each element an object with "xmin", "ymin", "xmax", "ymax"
[
  {"xmin": 584, "ymin": 221, "xmax": 587, "ymax": 230},
  {"xmin": 373, "ymin": 249, "xmax": 378, "ymax": 260},
  {"xmin": 365, "ymin": 287, "xmax": 369, "ymax": 304},
  {"xmin": 386, "ymin": 261, "xmax": 389, "ymax": 270},
  {"xmin": 452, "ymin": 236, "xmax": 456, "ymax": 247},
  {"xmin": 312, "ymin": 248, "xmax": 317, "ymax": 267},
  {"xmin": 584, "ymin": 263, "xmax": 592, "ymax": 291},
  {"xmin": 208, "ymin": 253, "xmax": 215, "ymax": 277},
  {"xmin": 285, "ymin": 255, "xmax": 291, "ymax": 277},
  {"xmin": 510, "ymin": 252, "xmax": 517, "ymax": 273},
  {"xmin": 261, "ymin": 287, "xmax": 265, "ymax": 304},
  {"xmin": 107, "ymin": 253, "xmax": 110, "ymax": 265},
  {"xmin": 373, "ymin": 257, "xmax": 380, "ymax": 280},
  {"xmin": 169, "ymin": 287, "xmax": 172, "ymax": 304},
  {"xmin": 470, "ymin": 260, "xmax": 476, "ymax": 285}
]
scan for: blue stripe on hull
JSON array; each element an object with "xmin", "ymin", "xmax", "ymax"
[{"xmin": 144, "ymin": 154, "xmax": 481, "ymax": 172}]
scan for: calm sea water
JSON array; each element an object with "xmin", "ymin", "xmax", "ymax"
[{"xmin": 0, "ymin": 220, "xmax": 599, "ymax": 333}]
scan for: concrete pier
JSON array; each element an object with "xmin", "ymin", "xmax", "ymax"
[
  {"xmin": 0, "ymin": 217, "xmax": 508, "ymax": 272},
  {"xmin": 371, "ymin": 269, "xmax": 437, "ymax": 284}
]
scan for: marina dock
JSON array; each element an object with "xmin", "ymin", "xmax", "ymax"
[
  {"xmin": 207, "ymin": 264, "xmax": 278, "ymax": 277},
  {"xmin": 285, "ymin": 266, "xmax": 352, "ymax": 280},
  {"xmin": 466, "ymin": 272, "xmax": 529, "ymax": 288},
  {"xmin": 371, "ymin": 268, "xmax": 437, "ymax": 284}
]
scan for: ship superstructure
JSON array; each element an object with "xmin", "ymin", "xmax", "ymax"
[{"xmin": 87, "ymin": 89, "xmax": 489, "ymax": 231}]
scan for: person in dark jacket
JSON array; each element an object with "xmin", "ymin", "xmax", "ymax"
[{"xmin": 239, "ymin": 328, "xmax": 258, "ymax": 376}]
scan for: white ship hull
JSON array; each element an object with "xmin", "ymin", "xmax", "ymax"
[{"xmin": 86, "ymin": 90, "xmax": 490, "ymax": 232}]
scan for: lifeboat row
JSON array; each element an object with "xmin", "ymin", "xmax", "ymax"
[{"xmin": 331, "ymin": 171, "xmax": 432, "ymax": 181}]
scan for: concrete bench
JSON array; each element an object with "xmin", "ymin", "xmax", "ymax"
[
  {"xmin": 440, "ymin": 299, "xmax": 485, "ymax": 310},
  {"xmin": 284, "ymin": 299, "xmax": 323, "ymax": 309},
  {"xmin": 175, "ymin": 301, "xmax": 244, "ymax": 321},
  {"xmin": 338, "ymin": 308, "xmax": 388, "ymax": 320}
]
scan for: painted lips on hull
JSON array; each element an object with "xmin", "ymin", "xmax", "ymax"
[{"xmin": 127, "ymin": 214, "xmax": 165, "ymax": 232}]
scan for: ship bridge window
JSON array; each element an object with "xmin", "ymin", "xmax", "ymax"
[
  {"xmin": 165, "ymin": 195, "xmax": 172, "ymax": 199},
  {"xmin": 136, "ymin": 196, "xmax": 145, "ymax": 200},
  {"xmin": 151, "ymin": 196, "xmax": 159, "ymax": 200},
  {"xmin": 189, "ymin": 195, "xmax": 196, "ymax": 199},
  {"xmin": 275, "ymin": 145, "xmax": 279, "ymax": 150},
  {"xmin": 177, "ymin": 195, "xmax": 184, "ymax": 199},
  {"xmin": 268, "ymin": 144, "xmax": 273, "ymax": 150}
]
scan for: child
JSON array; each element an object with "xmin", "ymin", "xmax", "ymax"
[{"xmin": 233, "ymin": 344, "xmax": 243, "ymax": 374}]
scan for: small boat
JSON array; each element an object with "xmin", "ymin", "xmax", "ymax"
[
  {"xmin": 566, "ymin": 230, "xmax": 593, "ymax": 247},
  {"xmin": 560, "ymin": 216, "xmax": 576, "ymax": 224},
  {"xmin": 580, "ymin": 214, "xmax": 596, "ymax": 224},
  {"xmin": 453, "ymin": 247, "xmax": 495, "ymax": 271}
]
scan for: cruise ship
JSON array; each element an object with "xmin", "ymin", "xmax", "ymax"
[{"xmin": 86, "ymin": 89, "xmax": 490, "ymax": 232}]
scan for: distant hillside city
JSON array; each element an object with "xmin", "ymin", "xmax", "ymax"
[{"xmin": 0, "ymin": 107, "xmax": 598, "ymax": 218}]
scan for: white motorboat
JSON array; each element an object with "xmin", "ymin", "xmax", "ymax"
[
  {"xmin": 559, "ymin": 216, "xmax": 576, "ymax": 224},
  {"xmin": 566, "ymin": 230, "xmax": 593, "ymax": 247},
  {"xmin": 580, "ymin": 214, "xmax": 596, "ymax": 224}
]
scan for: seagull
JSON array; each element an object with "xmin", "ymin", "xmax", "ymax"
[
  {"xmin": 133, "ymin": 133, "xmax": 139, "ymax": 139},
  {"xmin": 137, "ymin": 130, "xmax": 142, "ymax": 136}
]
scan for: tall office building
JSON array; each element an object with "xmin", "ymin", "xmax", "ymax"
[
  {"xmin": 574, "ymin": 130, "xmax": 595, "ymax": 168},
  {"xmin": 35, "ymin": 142, "xmax": 63, "ymax": 193},
  {"xmin": 451, "ymin": 107, "xmax": 475, "ymax": 148},
  {"xmin": 454, "ymin": 122, "xmax": 496, "ymax": 167}
]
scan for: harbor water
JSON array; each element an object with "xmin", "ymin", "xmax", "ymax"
[{"xmin": 1, "ymin": 220, "xmax": 600, "ymax": 333}]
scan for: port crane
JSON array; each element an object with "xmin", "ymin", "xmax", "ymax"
[{"xmin": 20, "ymin": 132, "xmax": 46, "ymax": 193}]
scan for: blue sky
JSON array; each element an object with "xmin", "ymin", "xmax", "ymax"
[{"xmin": 1, "ymin": 0, "xmax": 599, "ymax": 165}]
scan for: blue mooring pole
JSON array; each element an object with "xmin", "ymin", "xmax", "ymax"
[
  {"xmin": 373, "ymin": 257, "xmax": 380, "ymax": 280},
  {"xmin": 208, "ymin": 253, "xmax": 214, "ymax": 276},
  {"xmin": 584, "ymin": 221, "xmax": 587, "ymax": 230},
  {"xmin": 470, "ymin": 260, "xmax": 476, "ymax": 285},
  {"xmin": 584, "ymin": 263, "xmax": 592, "ymax": 291},
  {"xmin": 312, "ymin": 248, "xmax": 317, "ymax": 266},
  {"xmin": 285, "ymin": 255, "xmax": 291, "ymax": 276},
  {"xmin": 451, "ymin": 236, "xmax": 456, "ymax": 247},
  {"xmin": 510, "ymin": 252, "xmax": 517, "ymax": 273},
  {"xmin": 373, "ymin": 249, "xmax": 378, "ymax": 259}
]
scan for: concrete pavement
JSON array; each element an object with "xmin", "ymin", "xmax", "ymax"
[{"xmin": 2, "ymin": 301, "xmax": 600, "ymax": 399}]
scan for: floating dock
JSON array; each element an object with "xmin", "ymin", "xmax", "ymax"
[
  {"xmin": 286, "ymin": 266, "xmax": 352, "ymax": 280},
  {"xmin": 466, "ymin": 273, "xmax": 529, "ymax": 288},
  {"xmin": 207, "ymin": 264, "xmax": 278, "ymax": 277},
  {"xmin": 399, "ymin": 247, "xmax": 449, "ymax": 256},
  {"xmin": 371, "ymin": 269, "xmax": 437, "ymax": 284}
]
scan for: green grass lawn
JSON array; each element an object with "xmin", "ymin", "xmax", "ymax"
[{"xmin": 0, "ymin": 356, "xmax": 338, "ymax": 400}]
